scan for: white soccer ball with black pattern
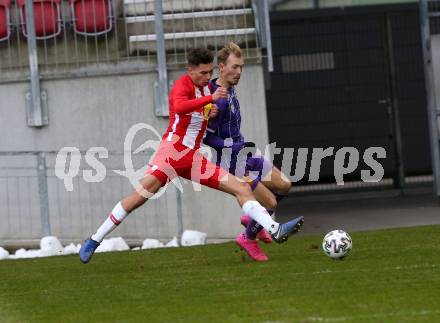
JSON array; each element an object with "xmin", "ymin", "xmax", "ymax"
[{"xmin": 322, "ymin": 230, "xmax": 352, "ymax": 259}]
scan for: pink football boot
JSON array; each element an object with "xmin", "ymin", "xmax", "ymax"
[{"xmin": 236, "ymin": 233, "xmax": 269, "ymax": 262}]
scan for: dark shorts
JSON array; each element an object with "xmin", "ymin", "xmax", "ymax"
[
  {"xmin": 217, "ymin": 152, "xmax": 273, "ymax": 190},
  {"xmin": 244, "ymin": 156, "xmax": 273, "ymax": 190}
]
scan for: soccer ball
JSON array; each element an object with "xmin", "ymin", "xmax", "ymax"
[{"xmin": 322, "ymin": 230, "xmax": 352, "ymax": 259}]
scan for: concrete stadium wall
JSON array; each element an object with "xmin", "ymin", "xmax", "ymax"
[{"xmin": 0, "ymin": 64, "xmax": 269, "ymax": 246}]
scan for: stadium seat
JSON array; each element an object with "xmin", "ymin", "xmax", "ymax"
[
  {"xmin": 0, "ymin": 0, "xmax": 11, "ymax": 41},
  {"xmin": 69, "ymin": 0, "xmax": 112, "ymax": 36},
  {"xmin": 18, "ymin": 0, "xmax": 62, "ymax": 39}
]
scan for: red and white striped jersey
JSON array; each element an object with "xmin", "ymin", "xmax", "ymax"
[{"xmin": 163, "ymin": 74, "xmax": 214, "ymax": 150}]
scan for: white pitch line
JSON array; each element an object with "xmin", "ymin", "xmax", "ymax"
[
  {"xmin": 285, "ymin": 263, "xmax": 439, "ymax": 277},
  {"xmin": 302, "ymin": 309, "xmax": 440, "ymax": 322}
]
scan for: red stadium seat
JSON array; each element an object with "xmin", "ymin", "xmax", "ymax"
[
  {"xmin": 18, "ymin": 0, "xmax": 62, "ymax": 39},
  {"xmin": 69, "ymin": 0, "xmax": 112, "ymax": 36},
  {"xmin": 0, "ymin": 0, "xmax": 11, "ymax": 41}
]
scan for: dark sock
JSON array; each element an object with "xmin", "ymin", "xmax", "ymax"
[
  {"xmin": 274, "ymin": 192, "xmax": 286, "ymax": 204},
  {"xmin": 245, "ymin": 210, "xmax": 274, "ymax": 239}
]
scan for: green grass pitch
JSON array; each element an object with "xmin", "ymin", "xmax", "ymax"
[{"xmin": 0, "ymin": 225, "xmax": 439, "ymax": 323}]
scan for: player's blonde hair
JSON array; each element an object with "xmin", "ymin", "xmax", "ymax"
[{"xmin": 217, "ymin": 42, "xmax": 243, "ymax": 65}]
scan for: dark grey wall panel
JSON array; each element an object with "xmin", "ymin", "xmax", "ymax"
[{"xmin": 267, "ymin": 3, "xmax": 430, "ymax": 182}]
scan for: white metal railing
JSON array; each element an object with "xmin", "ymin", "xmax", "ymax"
[
  {"xmin": 125, "ymin": 8, "xmax": 253, "ymax": 23},
  {"xmin": 129, "ymin": 28, "xmax": 256, "ymax": 42}
]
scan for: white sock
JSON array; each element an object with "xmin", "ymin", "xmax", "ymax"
[
  {"xmin": 92, "ymin": 202, "xmax": 128, "ymax": 243},
  {"xmin": 242, "ymin": 200, "xmax": 279, "ymax": 234}
]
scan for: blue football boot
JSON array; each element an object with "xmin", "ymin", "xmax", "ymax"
[
  {"xmin": 79, "ymin": 238, "xmax": 100, "ymax": 264},
  {"xmin": 271, "ymin": 216, "xmax": 304, "ymax": 244}
]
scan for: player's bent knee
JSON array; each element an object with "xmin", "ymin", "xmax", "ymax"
[{"xmin": 280, "ymin": 180, "xmax": 292, "ymax": 194}]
